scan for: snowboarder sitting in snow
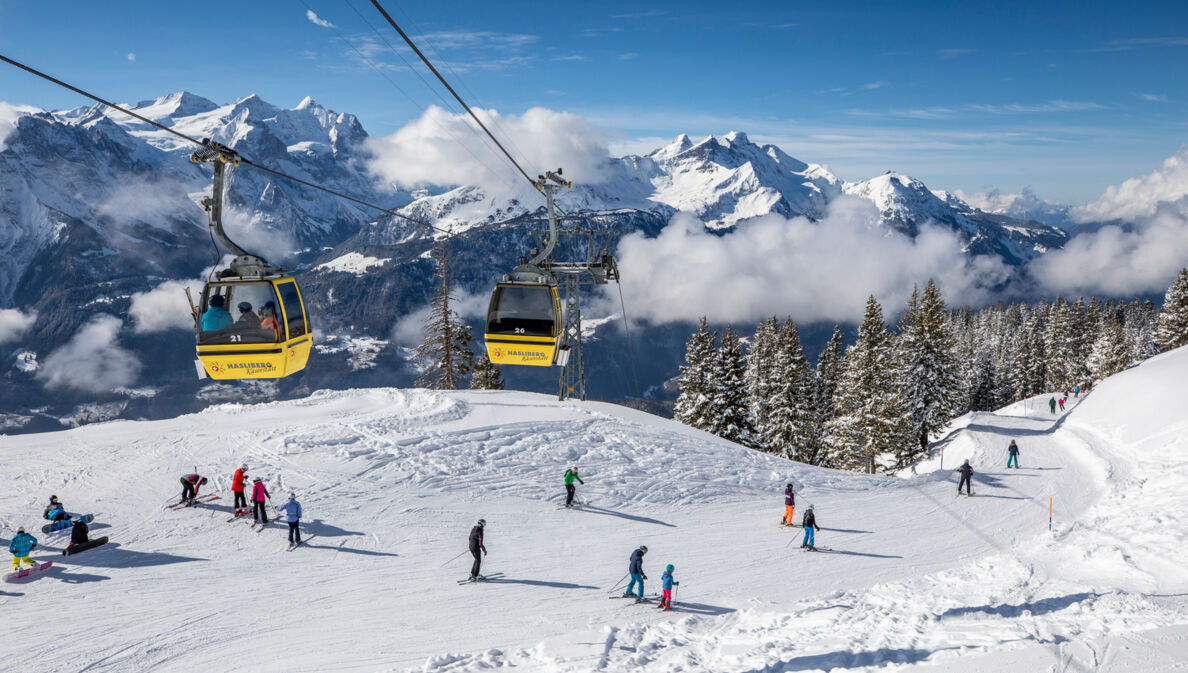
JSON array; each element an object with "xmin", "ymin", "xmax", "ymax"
[
  {"xmin": 658, "ymin": 564, "xmax": 679, "ymax": 610},
  {"xmin": 9, "ymin": 527, "xmax": 38, "ymax": 570},
  {"xmin": 623, "ymin": 545, "xmax": 648, "ymax": 600},
  {"xmin": 563, "ymin": 466, "xmax": 584, "ymax": 508},
  {"xmin": 801, "ymin": 505, "xmax": 820, "ymax": 550},
  {"xmin": 201, "ymin": 294, "xmax": 232, "ymax": 332},
  {"xmin": 1007, "ymin": 440, "xmax": 1020, "ymax": 469},
  {"xmin": 180, "ymin": 474, "xmax": 208, "ymax": 504},
  {"xmin": 67, "ymin": 518, "xmax": 90, "ymax": 549},
  {"xmin": 783, "ymin": 483, "xmax": 796, "ymax": 526},
  {"xmin": 469, "ymin": 519, "xmax": 487, "ymax": 580},
  {"xmin": 276, "ymin": 492, "xmax": 303, "ymax": 546},
  {"xmin": 251, "ymin": 477, "xmax": 270, "ymax": 524},
  {"xmin": 231, "ymin": 464, "xmax": 249, "ymax": 516},
  {"xmin": 43, "ymin": 495, "xmax": 68, "ymax": 522},
  {"xmin": 956, "ymin": 460, "xmax": 974, "ymax": 495}
]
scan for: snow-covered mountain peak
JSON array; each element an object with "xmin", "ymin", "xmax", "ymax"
[{"xmin": 129, "ymin": 91, "xmax": 218, "ymax": 122}]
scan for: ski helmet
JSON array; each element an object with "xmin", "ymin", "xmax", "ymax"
[
  {"xmin": 477, "ymin": 518, "xmax": 486, "ymax": 527},
  {"xmin": 253, "ymin": 476, "xmax": 261, "ymax": 482},
  {"xmin": 639, "ymin": 545, "xmax": 648, "ymax": 553},
  {"xmin": 17, "ymin": 527, "xmax": 24, "ymax": 533},
  {"xmin": 666, "ymin": 564, "xmax": 674, "ymax": 572},
  {"xmin": 808, "ymin": 504, "xmax": 814, "ymax": 509},
  {"xmin": 49, "ymin": 495, "xmax": 58, "ymax": 503},
  {"xmin": 289, "ymin": 492, "xmax": 296, "ymax": 500},
  {"xmin": 241, "ymin": 464, "xmax": 248, "ymax": 471},
  {"xmin": 786, "ymin": 483, "xmax": 793, "ymax": 489}
]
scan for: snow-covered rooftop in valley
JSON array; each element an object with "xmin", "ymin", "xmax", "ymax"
[
  {"xmin": 3, "ymin": 347, "xmax": 1188, "ymax": 671},
  {"xmin": 313, "ymin": 251, "xmax": 390, "ymax": 274}
]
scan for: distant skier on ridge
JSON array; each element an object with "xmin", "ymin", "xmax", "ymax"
[
  {"xmin": 1048, "ymin": 396, "xmax": 1057, "ymax": 414},
  {"xmin": 782, "ymin": 483, "xmax": 796, "ymax": 526},
  {"xmin": 563, "ymin": 466, "xmax": 584, "ymax": 508},
  {"xmin": 1007, "ymin": 440, "xmax": 1020, "ymax": 469},
  {"xmin": 956, "ymin": 459, "xmax": 974, "ymax": 496}
]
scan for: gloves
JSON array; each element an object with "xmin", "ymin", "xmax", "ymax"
[
  {"xmin": 483, "ymin": 549, "xmax": 488, "ymax": 556},
  {"xmin": 643, "ymin": 574, "xmax": 648, "ymax": 580}
]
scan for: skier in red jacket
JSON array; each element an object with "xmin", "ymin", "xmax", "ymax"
[{"xmin": 231, "ymin": 464, "xmax": 249, "ymax": 516}]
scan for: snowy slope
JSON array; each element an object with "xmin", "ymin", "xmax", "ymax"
[{"xmin": 4, "ymin": 347, "xmax": 1188, "ymax": 672}]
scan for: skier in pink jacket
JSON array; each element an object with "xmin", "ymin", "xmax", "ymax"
[{"xmin": 250, "ymin": 477, "xmax": 271, "ymax": 524}]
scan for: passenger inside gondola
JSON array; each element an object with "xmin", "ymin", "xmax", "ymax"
[
  {"xmin": 201, "ymin": 294, "xmax": 233, "ymax": 331},
  {"xmin": 199, "ymin": 284, "xmax": 284, "ymax": 345},
  {"xmin": 235, "ymin": 302, "xmax": 261, "ymax": 329},
  {"xmin": 260, "ymin": 301, "xmax": 281, "ymax": 341}
]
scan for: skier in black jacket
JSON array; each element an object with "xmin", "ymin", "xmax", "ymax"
[
  {"xmin": 468, "ymin": 519, "xmax": 487, "ymax": 580},
  {"xmin": 956, "ymin": 460, "xmax": 974, "ymax": 495},
  {"xmin": 623, "ymin": 545, "xmax": 648, "ymax": 600},
  {"xmin": 68, "ymin": 518, "xmax": 90, "ymax": 548},
  {"xmin": 800, "ymin": 505, "xmax": 820, "ymax": 549}
]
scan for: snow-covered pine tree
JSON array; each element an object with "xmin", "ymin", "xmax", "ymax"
[
  {"xmin": 895, "ymin": 280, "xmax": 961, "ymax": 468},
  {"xmin": 470, "ymin": 352, "xmax": 505, "ymax": 390},
  {"xmin": 414, "ymin": 242, "xmax": 475, "ymax": 390},
  {"xmin": 744, "ymin": 316, "xmax": 780, "ymax": 450},
  {"xmin": 763, "ymin": 318, "xmax": 818, "ymax": 462},
  {"xmin": 1087, "ymin": 318, "xmax": 1132, "ymax": 381},
  {"xmin": 674, "ymin": 317, "xmax": 718, "ymax": 431},
  {"xmin": 1044, "ymin": 297, "xmax": 1077, "ymax": 392},
  {"xmin": 1155, "ymin": 268, "xmax": 1188, "ymax": 351},
  {"xmin": 707, "ymin": 326, "xmax": 757, "ymax": 446},
  {"xmin": 1024, "ymin": 308, "xmax": 1047, "ymax": 397},
  {"xmin": 824, "ymin": 296, "xmax": 908, "ymax": 474},
  {"xmin": 813, "ymin": 326, "xmax": 844, "ymax": 467}
]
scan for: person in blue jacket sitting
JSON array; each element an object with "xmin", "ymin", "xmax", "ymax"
[
  {"xmin": 201, "ymin": 294, "xmax": 233, "ymax": 332},
  {"xmin": 43, "ymin": 495, "xmax": 68, "ymax": 522}
]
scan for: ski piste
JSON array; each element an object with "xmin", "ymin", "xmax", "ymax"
[
  {"xmin": 42, "ymin": 513, "xmax": 93, "ymax": 533},
  {"xmin": 3, "ymin": 560, "xmax": 53, "ymax": 582},
  {"xmin": 62, "ymin": 536, "xmax": 109, "ymax": 556},
  {"xmin": 168, "ymin": 494, "xmax": 220, "ymax": 510},
  {"xmin": 286, "ymin": 534, "xmax": 316, "ymax": 551},
  {"xmin": 457, "ymin": 572, "xmax": 505, "ymax": 585}
]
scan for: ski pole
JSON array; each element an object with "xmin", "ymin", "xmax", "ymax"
[
  {"xmin": 608, "ymin": 573, "xmax": 629, "ymax": 593},
  {"xmin": 673, "ymin": 584, "xmax": 679, "ymax": 607},
  {"xmin": 440, "ymin": 549, "xmax": 469, "ymax": 568}
]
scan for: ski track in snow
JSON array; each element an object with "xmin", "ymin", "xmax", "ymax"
[{"xmin": 3, "ymin": 355, "xmax": 1188, "ymax": 672}]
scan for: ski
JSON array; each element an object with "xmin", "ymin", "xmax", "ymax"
[
  {"xmin": 42, "ymin": 513, "xmax": 94, "ymax": 533},
  {"xmin": 62, "ymin": 536, "xmax": 109, "ymax": 556},
  {"xmin": 3, "ymin": 560, "xmax": 53, "ymax": 582},
  {"xmin": 252, "ymin": 521, "xmax": 271, "ymax": 532},
  {"xmin": 803, "ymin": 547, "xmax": 833, "ymax": 552},
  {"xmin": 610, "ymin": 592, "xmax": 659, "ymax": 600},
  {"xmin": 286, "ymin": 534, "xmax": 316, "ymax": 551},
  {"xmin": 168, "ymin": 494, "xmax": 220, "ymax": 510},
  {"xmin": 457, "ymin": 572, "xmax": 505, "ymax": 584}
]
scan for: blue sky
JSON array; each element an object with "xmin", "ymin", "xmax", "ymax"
[{"xmin": 1, "ymin": 0, "xmax": 1185, "ymax": 203}]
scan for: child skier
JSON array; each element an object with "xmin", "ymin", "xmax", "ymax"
[
  {"xmin": 9, "ymin": 527, "xmax": 38, "ymax": 570},
  {"xmin": 563, "ymin": 466, "xmax": 584, "ymax": 508},
  {"xmin": 250, "ymin": 477, "xmax": 270, "ymax": 524},
  {"xmin": 1007, "ymin": 440, "xmax": 1020, "ymax": 468},
  {"xmin": 782, "ymin": 483, "xmax": 795, "ymax": 526},
  {"xmin": 276, "ymin": 492, "xmax": 303, "ymax": 546},
  {"xmin": 800, "ymin": 505, "xmax": 820, "ymax": 550},
  {"xmin": 43, "ymin": 495, "xmax": 68, "ymax": 522},
  {"xmin": 180, "ymin": 474, "xmax": 207, "ymax": 504},
  {"xmin": 468, "ymin": 519, "xmax": 487, "ymax": 581},
  {"xmin": 956, "ymin": 459, "xmax": 974, "ymax": 495},
  {"xmin": 658, "ymin": 564, "xmax": 679, "ymax": 610},
  {"xmin": 1058, "ymin": 397, "xmax": 1066, "ymax": 411},
  {"xmin": 623, "ymin": 545, "xmax": 648, "ymax": 601},
  {"xmin": 231, "ymin": 464, "xmax": 249, "ymax": 516}
]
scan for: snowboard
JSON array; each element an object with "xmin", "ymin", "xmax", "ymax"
[
  {"xmin": 168, "ymin": 494, "xmax": 220, "ymax": 510},
  {"xmin": 42, "ymin": 513, "xmax": 93, "ymax": 533},
  {"xmin": 457, "ymin": 572, "xmax": 504, "ymax": 584},
  {"xmin": 62, "ymin": 536, "xmax": 109, "ymax": 556},
  {"xmin": 3, "ymin": 560, "xmax": 53, "ymax": 582}
]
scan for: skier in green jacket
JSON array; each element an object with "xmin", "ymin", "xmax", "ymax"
[{"xmin": 563, "ymin": 467, "xmax": 584, "ymax": 508}]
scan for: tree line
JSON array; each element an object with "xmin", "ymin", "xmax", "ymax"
[{"xmin": 675, "ymin": 269, "xmax": 1188, "ymax": 473}]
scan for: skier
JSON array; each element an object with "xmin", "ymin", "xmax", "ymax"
[
  {"xmin": 468, "ymin": 519, "xmax": 487, "ymax": 581},
  {"xmin": 782, "ymin": 483, "xmax": 796, "ymax": 526},
  {"xmin": 9, "ymin": 527, "xmax": 37, "ymax": 571},
  {"xmin": 231, "ymin": 464, "xmax": 249, "ymax": 516},
  {"xmin": 276, "ymin": 492, "xmax": 303, "ymax": 546},
  {"xmin": 563, "ymin": 466, "xmax": 584, "ymax": 508},
  {"xmin": 956, "ymin": 459, "xmax": 974, "ymax": 495},
  {"xmin": 67, "ymin": 518, "xmax": 90, "ymax": 550},
  {"xmin": 180, "ymin": 474, "xmax": 208, "ymax": 504},
  {"xmin": 1074, "ymin": 385, "xmax": 1081, "ymax": 398},
  {"xmin": 800, "ymin": 505, "xmax": 820, "ymax": 550},
  {"xmin": 1058, "ymin": 397, "xmax": 1066, "ymax": 411},
  {"xmin": 1048, "ymin": 396, "xmax": 1057, "ymax": 414},
  {"xmin": 623, "ymin": 545, "xmax": 648, "ymax": 601},
  {"xmin": 658, "ymin": 564, "xmax": 679, "ymax": 610},
  {"xmin": 1007, "ymin": 440, "xmax": 1020, "ymax": 469},
  {"xmin": 43, "ymin": 495, "xmax": 68, "ymax": 522},
  {"xmin": 250, "ymin": 477, "xmax": 270, "ymax": 524}
]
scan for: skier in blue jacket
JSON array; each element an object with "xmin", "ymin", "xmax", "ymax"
[
  {"xmin": 276, "ymin": 493, "xmax": 303, "ymax": 546},
  {"xmin": 622, "ymin": 545, "xmax": 648, "ymax": 600},
  {"xmin": 9, "ymin": 527, "xmax": 38, "ymax": 570},
  {"xmin": 658, "ymin": 564, "xmax": 679, "ymax": 610},
  {"xmin": 43, "ymin": 495, "xmax": 68, "ymax": 522}
]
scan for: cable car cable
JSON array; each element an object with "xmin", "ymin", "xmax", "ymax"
[
  {"xmin": 616, "ymin": 280, "xmax": 643, "ymax": 399},
  {"xmin": 0, "ymin": 52, "xmax": 519, "ymax": 259}
]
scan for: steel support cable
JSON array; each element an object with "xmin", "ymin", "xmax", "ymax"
[
  {"xmin": 369, "ymin": 0, "xmax": 539, "ymax": 192},
  {"xmin": 300, "ymin": 0, "xmax": 509, "ymax": 188},
  {"xmin": 617, "ymin": 278, "xmax": 643, "ymax": 399},
  {"xmin": 0, "ymin": 52, "xmax": 518, "ymax": 258}
]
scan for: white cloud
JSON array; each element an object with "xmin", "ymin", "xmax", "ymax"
[
  {"xmin": 608, "ymin": 196, "xmax": 1011, "ymax": 325},
  {"xmin": 0, "ymin": 308, "xmax": 37, "ymax": 345},
  {"xmin": 37, "ymin": 315, "xmax": 142, "ymax": 393},
  {"xmin": 127, "ymin": 53, "xmax": 136, "ymax": 62},
  {"xmin": 306, "ymin": 9, "xmax": 335, "ymax": 29},
  {"xmin": 366, "ymin": 105, "xmax": 612, "ymax": 196},
  {"xmin": 1029, "ymin": 200, "xmax": 1188, "ymax": 296},
  {"xmin": 129, "ymin": 279, "xmax": 206, "ymax": 333},
  {"xmin": 390, "ymin": 290, "xmax": 489, "ymax": 348},
  {"xmin": 1138, "ymin": 93, "xmax": 1168, "ymax": 102},
  {"xmin": 1072, "ymin": 146, "xmax": 1188, "ymax": 222},
  {"xmin": 0, "ymin": 101, "xmax": 41, "ymax": 149},
  {"xmin": 862, "ymin": 80, "xmax": 888, "ymax": 90}
]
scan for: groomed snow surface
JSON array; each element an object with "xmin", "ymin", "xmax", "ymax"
[{"xmin": 3, "ymin": 349, "xmax": 1188, "ymax": 672}]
